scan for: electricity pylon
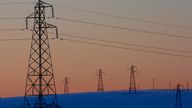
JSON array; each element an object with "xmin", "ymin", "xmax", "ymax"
[
  {"xmin": 175, "ymin": 84, "xmax": 182, "ymax": 108},
  {"xmin": 97, "ymin": 69, "xmax": 104, "ymax": 92},
  {"xmin": 23, "ymin": 0, "xmax": 60, "ymax": 107},
  {"xmin": 169, "ymin": 81, "xmax": 172, "ymax": 91},
  {"xmin": 129, "ymin": 65, "xmax": 137, "ymax": 93},
  {"xmin": 64, "ymin": 77, "xmax": 69, "ymax": 94},
  {"xmin": 187, "ymin": 81, "xmax": 189, "ymax": 91},
  {"xmin": 152, "ymin": 78, "xmax": 155, "ymax": 90}
]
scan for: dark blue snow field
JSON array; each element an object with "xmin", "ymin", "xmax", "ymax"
[{"xmin": 0, "ymin": 90, "xmax": 192, "ymax": 108}]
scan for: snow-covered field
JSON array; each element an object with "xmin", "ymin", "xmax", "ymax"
[{"xmin": 1, "ymin": 90, "xmax": 192, "ymax": 108}]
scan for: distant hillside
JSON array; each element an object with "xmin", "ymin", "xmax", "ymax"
[{"xmin": 0, "ymin": 90, "xmax": 192, "ymax": 108}]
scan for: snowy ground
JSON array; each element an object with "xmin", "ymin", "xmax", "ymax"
[{"xmin": 0, "ymin": 90, "xmax": 192, "ymax": 108}]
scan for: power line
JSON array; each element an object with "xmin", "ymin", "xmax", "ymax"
[
  {"xmin": 54, "ymin": 4, "xmax": 192, "ymax": 30},
  {"xmin": 0, "ymin": 2, "xmax": 190, "ymax": 30},
  {"xmin": 0, "ymin": 3, "xmax": 190, "ymax": 30},
  {"xmin": 0, "ymin": 17, "xmax": 25, "ymax": 20},
  {"xmin": 0, "ymin": 17, "xmax": 52, "ymax": 20},
  {"xmin": 0, "ymin": 2, "xmax": 33, "ymax": 5},
  {"xmin": 0, "ymin": 38, "xmax": 30, "ymax": 41},
  {"xmin": 54, "ymin": 33, "xmax": 192, "ymax": 54},
  {"xmin": 55, "ymin": 18, "xmax": 192, "ymax": 40},
  {"xmin": 0, "ymin": 17, "xmax": 191, "ymax": 40},
  {"xmin": 105, "ymin": 72, "xmax": 128, "ymax": 77},
  {"xmin": 0, "ymin": 2, "xmax": 191, "ymax": 30},
  {"xmin": 0, "ymin": 29, "xmax": 191, "ymax": 58},
  {"xmin": 0, "ymin": 38, "xmax": 55, "ymax": 41},
  {"xmin": 1, "ymin": 31, "xmax": 192, "ymax": 58},
  {"xmin": 0, "ymin": 28, "xmax": 26, "ymax": 31},
  {"xmin": 59, "ymin": 38, "xmax": 192, "ymax": 59},
  {"xmin": 2, "ymin": 35, "xmax": 192, "ymax": 58}
]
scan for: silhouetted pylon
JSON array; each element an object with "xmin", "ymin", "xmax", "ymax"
[
  {"xmin": 97, "ymin": 69, "xmax": 104, "ymax": 92},
  {"xmin": 187, "ymin": 81, "xmax": 189, "ymax": 91},
  {"xmin": 169, "ymin": 81, "xmax": 172, "ymax": 91},
  {"xmin": 129, "ymin": 65, "xmax": 137, "ymax": 93},
  {"xmin": 175, "ymin": 84, "xmax": 182, "ymax": 108},
  {"xmin": 64, "ymin": 77, "xmax": 69, "ymax": 93},
  {"xmin": 22, "ymin": 0, "xmax": 60, "ymax": 107},
  {"xmin": 152, "ymin": 78, "xmax": 155, "ymax": 90}
]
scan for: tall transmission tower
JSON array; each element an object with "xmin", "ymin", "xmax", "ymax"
[
  {"xmin": 175, "ymin": 84, "xmax": 182, "ymax": 108},
  {"xmin": 64, "ymin": 77, "xmax": 69, "ymax": 94},
  {"xmin": 23, "ymin": 0, "xmax": 60, "ymax": 107},
  {"xmin": 97, "ymin": 69, "xmax": 104, "ymax": 92},
  {"xmin": 129, "ymin": 65, "xmax": 137, "ymax": 93}
]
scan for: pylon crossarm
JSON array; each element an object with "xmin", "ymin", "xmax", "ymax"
[
  {"xmin": 41, "ymin": 1, "xmax": 54, "ymax": 17},
  {"xmin": 26, "ymin": 12, "xmax": 35, "ymax": 29},
  {"xmin": 26, "ymin": 12, "xmax": 35, "ymax": 19},
  {"xmin": 46, "ymin": 23, "xmax": 59, "ymax": 39}
]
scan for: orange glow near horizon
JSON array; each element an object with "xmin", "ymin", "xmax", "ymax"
[{"xmin": 0, "ymin": 0, "xmax": 192, "ymax": 97}]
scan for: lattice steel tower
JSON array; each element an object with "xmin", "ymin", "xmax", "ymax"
[
  {"xmin": 97, "ymin": 69, "xmax": 104, "ymax": 92},
  {"xmin": 175, "ymin": 84, "xmax": 182, "ymax": 108},
  {"xmin": 129, "ymin": 65, "xmax": 137, "ymax": 93},
  {"xmin": 169, "ymin": 81, "xmax": 172, "ymax": 91},
  {"xmin": 187, "ymin": 81, "xmax": 189, "ymax": 91},
  {"xmin": 23, "ymin": 0, "xmax": 60, "ymax": 107},
  {"xmin": 64, "ymin": 77, "xmax": 69, "ymax": 94},
  {"xmin": 152, "ymin": 78, "xmax": 155, "ymax": 90}
]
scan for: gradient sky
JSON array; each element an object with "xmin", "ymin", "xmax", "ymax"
[{"xmin": 0, "ymin": 0, "xmax": 192, "ymax": 97}]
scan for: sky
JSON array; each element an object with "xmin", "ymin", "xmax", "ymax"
[{"xmin": 0, "ymin": 0, "xmax": 192, "ymax": 97}]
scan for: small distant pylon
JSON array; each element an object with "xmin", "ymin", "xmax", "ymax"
[
  {"xmin": 97, "ymin": 69, "xmax": 104, "ymax": 92},
  {"xmin": 152, "ymin": 78, "xmax": 155, "ymax": 90},
  {"xmin": 175, "ymin": 84, "xmax": 182, "ymax": 108},
  {"xmin": 64, "ymin": 77, "xmax": 69, "ymax": 94},
  {"xmin": 187, "ymin": 81, "xmax": 189, "ymax": 91},
  {"xmin": 129, "ymin": 65, "xmax": 137, "ymax": 93},
  {"xmin": 169, "ymin": 81, "xmax": 172, "ymax": 91}
]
